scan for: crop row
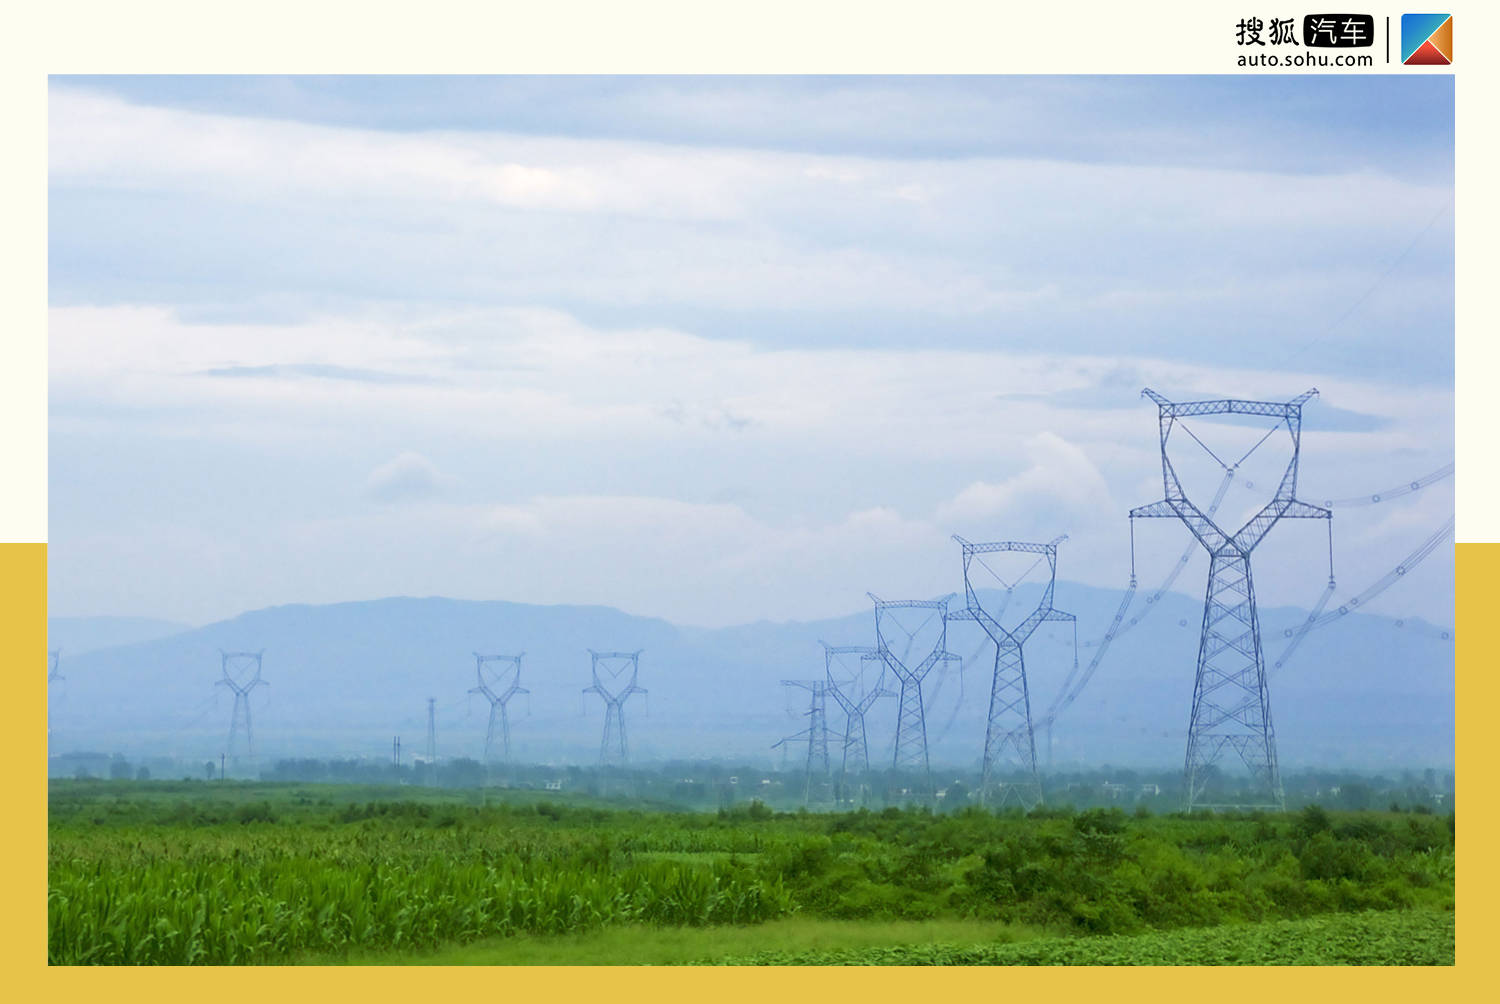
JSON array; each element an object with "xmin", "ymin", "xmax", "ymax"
[{"xmin": 49, "ymin": 854, "xmax": 791, "ymax": 964}]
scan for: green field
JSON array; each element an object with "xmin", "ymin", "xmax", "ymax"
[{"xmin": 48, "ymin": 780, "xmax": 1455, "ymax": 965}]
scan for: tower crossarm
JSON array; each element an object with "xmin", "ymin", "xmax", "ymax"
[
  {"xmin": 1141, "ymin": 388, "xmax": 1318, "ymax": 420},
  {"xmin": 1131, "ymin": 498, "xmax": 1234, "ymax": 553},
  {"xmin": 1231, "ymin": 499, "xmax": 1331, "ymax": 552},
  {"xmin": 953, "ymin": 539, "xmax": 1058, "ymax": 557},
  {"xmin": 819, "ymin": 643, "xmax": 879, "ymax": 656}
]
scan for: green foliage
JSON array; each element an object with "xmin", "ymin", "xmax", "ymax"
[
  {"xmin": 48, "ymin": 781, "xmax": 1456, "ymax": 965},
  {"xmin": 716, "ymin": 909, "xmax": 1454, "ymax": 965}
]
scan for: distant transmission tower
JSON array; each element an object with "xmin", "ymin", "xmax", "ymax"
[
  {"xmin": 947, "ymin": 536, "xmax": 1074, "ymax": 810},
  {"xmin": 774, "ymin": 679, "xmax": 833, "ymax": 805},
  {"xmin": 471, "ymin": 652, "xmax": 527, "ymax": 763},
  {"xmin": 1131, "ymin": 388, "xmax": 1332, "ymax": 811},
  {"xmin": 47, "ymin": 650, "xmax": 63, "ymax": 750},
  {"xmin": 216, "ymin": 650, "xmax": 267, "ymax": 764},
  {"xmin": 869, "ymin": 593, "xmax": 957, "ymax": 790},
  {"xmin": 584, "ymin": 650, "xmax": 646, "ymax": 766},
  {"xmin": 820, "ymin": 643, "xmax": 890, "ymax": 801},
  {"xmin": 425, "ymin": 697, "xmax": 437, "ymax": 785}
]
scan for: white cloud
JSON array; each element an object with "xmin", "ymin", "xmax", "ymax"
[
  {"xmin": 43, "ymin": 83, "xmax": 1454, "ymax": 629},
  {"xmin": 365, "ymin": 452, "xmax": 447, "ymax": 503},
  {"xmin": 48, "ymin": 86, "xmax": 1452, "ymax": 330},
  {"xmin": 938, "ymin": 431, "xmax": 1115, "ymax": 526}
]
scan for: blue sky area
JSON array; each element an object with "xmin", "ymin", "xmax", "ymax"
[{"xmin": 47, "ymin": 76, "xmax": 1455, "ymax": 628}]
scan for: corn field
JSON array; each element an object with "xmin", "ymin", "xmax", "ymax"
[{"xmin": 49, "ymin": 823, "xmax": 793, "ymax": 964}]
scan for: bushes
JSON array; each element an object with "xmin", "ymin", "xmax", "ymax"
[{"xmin": 49, "ymin": 791, "xmax": 1455, "ymax": 964}]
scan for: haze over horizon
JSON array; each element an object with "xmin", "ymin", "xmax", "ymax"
[{"xmin": 48, "ymin": 76, "xmax": 1455, "ymax": 632}]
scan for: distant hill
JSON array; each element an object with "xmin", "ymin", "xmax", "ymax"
[
  {"xmin": 48, "ymin": 616, "xmax": 193, "ymax": 656},
  {"xmin": 45, "ymin": 585, "xmax": 1453, "ymax": 771}
]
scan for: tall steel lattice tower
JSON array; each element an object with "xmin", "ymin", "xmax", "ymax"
[
  {"xmin": 820, "ymin": 643, "xmax": 890, "ymax": 794},
  {"xmin": 774, "ymin": 679, "xmax": 833, "ymax": 805},
  {"xmin": 869, "ymin": 594, "xmax": 957, "ymax": 788},
  {"xmin": 1130, "ymin": 388, "xmax": 1331, "ymax": 811},
  {"xmin": 216, "ymin": 650, "xmax": 267, "ymax": 762},
  {"xmin": 584, "ymin": 650, "xmax": 645, "ymax": 766},
  {"xmin": 947, "ymin": 536, "xmax": 1075, "ymax": 810},
  {"xmin": 471, "ymin": 652, "xmax": 527, "ymax": 763}
]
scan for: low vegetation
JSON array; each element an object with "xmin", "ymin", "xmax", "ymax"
[
  {"xmin": 718, "ymin": 910, "xmax": 1455, "ymax": 966},
  {"xmin": 48, "ymin": 781, "xmax": 1454, "ymax": 965}
]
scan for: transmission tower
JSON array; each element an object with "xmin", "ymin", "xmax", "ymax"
[
  {"xmin": 583, "ymin": 650, "xmax": 646, "ymax": 766},
  {"xmin": 216, "ymin": 650, "xmax": 267, "ymax": 765},
  {"xmin": 47, "ymin": 650, "xmax": 63, "ymax": 750},
  {"xmin": 471, "ymin": 652, "xmax": 527, "ymax": 763},
  {"xmin": 774, "ymin": 679, "xmax": 834, "ymax": 805},
  {"xmin": 869, "ymin": 593, "xmax": 957, "ymax": 791},
  {"xmin": 1130, "ymin": 388, "xmax": 1331, "ymax": 812},
  {"xmin": 425, "ymin": 697, "xmax": 437, "ymax": 785},
  {"xmin": 820, "ymin": 643, "xmax": 890, "ymax": 801},
  {"xmin": 948, "ymin": 536, "xmax": 1075, "ymax": 810}
]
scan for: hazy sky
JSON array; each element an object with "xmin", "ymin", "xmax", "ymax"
[{"xmin": 48, "ymin": 76, "xmax": 1456, "ymax": 628}]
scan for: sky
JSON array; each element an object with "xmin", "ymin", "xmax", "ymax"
[{"xmin": 47, "ymin": 75, "xmax": 1456, "ymax": 629}]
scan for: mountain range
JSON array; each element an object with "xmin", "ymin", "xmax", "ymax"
[{"xmin": 46, "ymin": 582, "xmax": 1454, "ymax": 770}]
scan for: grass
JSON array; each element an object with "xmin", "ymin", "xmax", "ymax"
[
  {"xmin": 329, "ymin": 917, "xmax": 1042, "ymax": 965},
  {"xmin": 49, "ymin": 781, "xmax": 1456, "ymax": 965}
]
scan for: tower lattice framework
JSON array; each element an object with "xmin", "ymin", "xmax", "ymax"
[
  {"xmin": 774, "ymin": 679, "xmax": 834, "ymax": 805},
  {"xmin": 869, "ymin": 594, "xmax": 958, "ymax": 790},
  {"xmin": 1130, "ymin": 388, "xmax": 1331, "ymax": 811},
  {"xmin": 820, "ymin": 643, "xmax": 890, "ymax": 796},
  {"xmin": 583, "ymin": 650, "xmax": 645, "ymax": 766},
  {"xmin": 217, "ymin": 650, "xmax": 267, "ymax": 764},
  {"xmin": 471, "ymin": 652, "xmax": 527, "ymax": 763},
  {"xmin": 948, "ymin": 535, "xmax": 1074, "ymax": 809}
]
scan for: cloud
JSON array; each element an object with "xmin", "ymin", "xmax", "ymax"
[
  {"xmin": 201, "ymin": 363, "xmax": 443, "ymax": 386},
  {"xmin": 43, "ymin": 80, "xmax": 1455, "ymax": 628},
  {"xmin": 47, "ymin": 85, "xmax": 1454, "ymax": 384},
  {"xmin": 938, "ymin": 432, "xmax": 1117, "ymax": 528},
  {"xmin": 365, "ymin": 452, "xmax": 447, "ymax": 503}
]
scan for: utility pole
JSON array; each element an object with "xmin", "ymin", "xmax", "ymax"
[
  {"xmin": 425, "ymin": 697, "xmax": 437, "ymax": 786},
  {"xmin": 1130, "ymin": 388, "xmax": 1332, "ymax": 812}
]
